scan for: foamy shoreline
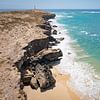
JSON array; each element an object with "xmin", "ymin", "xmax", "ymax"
[{"xmin": 49, "ymin": 14, "xmax": 100, "ymax": 100}]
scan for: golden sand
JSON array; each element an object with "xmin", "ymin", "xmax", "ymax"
[{"xmin": 24, "ymin": 67, "xmax": 80, "ymax": 100}]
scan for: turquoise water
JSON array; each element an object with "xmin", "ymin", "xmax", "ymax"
[{"xmin": 48, "ymin": 9, "xmax": 100, "ymax": 72}]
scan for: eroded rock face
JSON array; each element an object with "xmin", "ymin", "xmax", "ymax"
[
  {"xmin": 42, "ymin": 14, "xmax": 56, "ymax": 20},
  {"xmin": 15, "ymin": 44, "xmax": 62, "ymax": 91},
  {"xmin": 23, "ymin": 38, "xmax": 49, "ymax": 55},
  {"xmin": 37, "ymin": 24, "xmax": 52, "ymax": 31},
  {"xmin": 0, "ymin": 9, "xmax": 59, "ymax": 100},
  {"xmin": 16, "ymin": 48, "xmax": 62, "ymax": 91},
  {"xmin": 13, "ymin": 10, "xmax": 62, "ymax": 98},
  {"xmin": 37, "ymin": 48, "xmax": 63, "ymax": 62},
  {"xmin": 35, "ymin": 64, "xmax": 56, "ymax": 90},
  {"xmin": 43, "ymin": 49, "xmax": 63, "ymax": 61},
  {"xmin": 37, "ymin": 22, "xmax": 52, "ymax": 36}
]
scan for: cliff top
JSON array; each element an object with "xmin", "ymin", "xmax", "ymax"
[{"xmin": 0, "ymin": 10, "xmax": 55, "ymax": 65}]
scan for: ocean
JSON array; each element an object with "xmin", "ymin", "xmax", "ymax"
[
  {"xmin": 47, "ymin": 9, "xmax": 100, "ymax": 99},
  {"xmin": 48, "ymin": 9, "xmax": 100, "ymax": 72}
]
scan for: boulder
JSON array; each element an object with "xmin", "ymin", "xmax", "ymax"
[
  {"xmin": 35, "ymin": 64, "xmax": 56, "ymax": 89},
  {"xmin": 30, "ymin": 77, "xmax": 38, "ymax": 89},
  {"xmin": 42, "ymin": 14, "xmax": 56, "ymax": 20},
  {"xmin": 49, "ymin": 36, "xmax": 57, "ymax": 42},
  {"xmin": 68, "ymin": 52, "xmax": 72, "ymax": 55},
  {"xmin": 52, "ymin": 30, "xmax": 57, "ymax": 35},
  {"xmin": 37, "ymin": 24, "xmax": 52, "ymax": 31},
  {"xmin": 37, "ymin": 48, "xmax": 63, "ymax": 62},
  {"xmin": 42, "ymin": 49, "xmax": 63, "ymax": 62},
  {"xmin": 23, "ymin": 38, "xmax": 49, "ymax": 54},
  {"xmin": 53, "ymin": 25, "xmax": 57, "ymax": 28}
]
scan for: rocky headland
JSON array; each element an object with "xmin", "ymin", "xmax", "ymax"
[{"xmin": 0, "ymin": 10, "xmax": 63, "ymax": 100}]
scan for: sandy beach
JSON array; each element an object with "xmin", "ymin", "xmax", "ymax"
[{"xmin": 24, "ymin": 67, "xmax": 80, "ymax": 100}]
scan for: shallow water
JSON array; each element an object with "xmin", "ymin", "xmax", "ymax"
[
  {"xmin": 48, "ymin": 9, "xmax": 100, "ymax": 100},
  {"xmin": 52, "ymin": 9, "xmax": 100, "ymax": 72}
]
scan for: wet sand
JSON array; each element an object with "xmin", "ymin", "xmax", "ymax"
[{"xmin": 24, "ymin": 67, "xmax": 80, "ymax": 100}]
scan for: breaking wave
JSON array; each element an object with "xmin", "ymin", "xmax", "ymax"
[{"xmin": 49, "ymin": 15, "xmax": 100, "ymax": 100}]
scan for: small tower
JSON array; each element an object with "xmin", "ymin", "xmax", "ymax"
[
  {"xmin": 33, "ymin": 0, "xmax": 36, "ymax": 10},
  {"xmin": 34, "ymin": 4, "xmax": 36, "ymax": 9}
]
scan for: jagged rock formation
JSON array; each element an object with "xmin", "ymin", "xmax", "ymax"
[
  {"xmin": 42, "ymin": 13, "xmax": 56, "ymax": 20},
  {"xmin": 0, "ymin": 10, "xmax": 62, "ymax": 100}
]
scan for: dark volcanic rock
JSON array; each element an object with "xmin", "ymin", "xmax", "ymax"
[
  {"xmin": 14, "ymin": 12, "xmax": 63, "ymax": 93},
  {"xmin": 52, "ymin": 30, "xmax": 57, "ymax": 35},
  {"xmin": 48, "ymin": 36, "xmax": 60, "ymax": 46},
  {"xmin": 53, "ymin": 25, "xmax": 57, "ymax": 28},
  {"xmin": 37, "ymin": 24, "xmax": 52, "ymax": 31},
  {"xmin": 23, "ymin": 38, "xmax": 49, "ymax": 55},
  {"xmin": 42, "ymin": 14, "xmax": 56, "ymax": 20},
  {"xmin": 37, "ymin": 48, "xmax": 63, "ymax": 62},
  {"xmin": 35, "ymin": 64, "xmax": 56, "ymax": 89},
  {"xmin": 43, "ymin": 21, "xmax": 51, "ymax": 26},
  {"xmin": 42, "ymin": 49, "xmax": 63, "ymax": 62},
  {"xmin": 43, "ymin": 30, "xmax": 51, "ymax": 36}
]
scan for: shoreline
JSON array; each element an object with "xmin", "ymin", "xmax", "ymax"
[
  {"xmin": 49, "ymin": 12, "xmax": 100, "ymax": 99},
  {"xmin": 0, "ymin": 10, "xmax": 81, "ymax": 100},
  {"xmin": 24, "ymin": 67, "xmax": 80, "ymax": 100},
  {"xmin": 22, "ymin": 10, "xmax": 81, "ymax": 100}
]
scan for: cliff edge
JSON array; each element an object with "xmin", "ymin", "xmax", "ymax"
[{"xmin": 0, "ymin": 10, "xmax": 62, "ymax": 100}]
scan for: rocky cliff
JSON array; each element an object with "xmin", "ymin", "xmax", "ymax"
[{"xmin": 0, "ymin": 10, "xmax": 62, "ymax": 100}]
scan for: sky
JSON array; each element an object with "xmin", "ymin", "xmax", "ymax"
[{"xmin": 0, "ymin": 0, "xmax": 100, "ymax": 9}]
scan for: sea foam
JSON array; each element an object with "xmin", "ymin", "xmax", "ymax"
[
  {"xmin": 49, "ymin": 15, "xmax": 100, "ymax": 100},
  {"xmin": 82, "ymin": 11, "xmax": 100, "ymax": 14}
]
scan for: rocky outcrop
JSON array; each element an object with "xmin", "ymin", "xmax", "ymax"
[
  {"xmin": 35, "ymin": 64, "xmax": 55, "ymax": 90},
  {"xmin": 42, "ymin": 13, "xmax": 56, "ymax": 20},
  {"xmin": 43, "ymin": 30, "xmax": 51, "ymax": 36},
  {"xmin": 0, "ymin": 9, "xmax": 64, "ymax": 99},
  {"xmin": 53, "ymin": 30, "xmax": 57, "ymax": 35},
  {"xmin": 37, "ymin": 24, "xmax": 52, "ymax": 31},
  {"xmin": 49, "ymin": 36, "xmax": 60, "ymax": 46},
  {"xmin": 16, "ymin": 47, "xmax": 62, "ymax": 91},
  {"xmin": 0, "ymin": 9, "xmax": 62, "ymax": 100},
  {"xmin": 53, "ymin": 25, "xmax": 58, "ymax": 28},
  {"xmin": 23, "ymin": 38, "xmax": 49, "ymax": 55},
  {"xmin": 37, "ymin": 48, "xmax": 63, "ymax": 62},
  {"xmin": 37, "ymin": 22, "xmax": 52, "ymax": 36}
]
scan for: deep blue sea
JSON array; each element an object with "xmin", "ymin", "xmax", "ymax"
[{"xmin": 47, "ymin": 9, "xmax": 100, "ymax": 72}]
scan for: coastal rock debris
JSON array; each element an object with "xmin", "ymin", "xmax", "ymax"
[{"xmin": 15, "ymin": 44, "xmax": 63, "ymax": 91}]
